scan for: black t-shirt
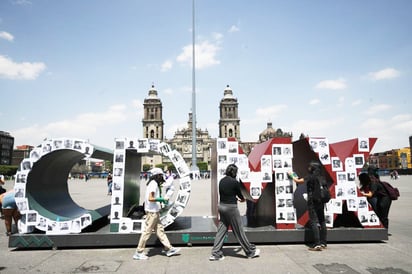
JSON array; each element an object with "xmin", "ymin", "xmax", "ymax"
[
  {"xmin": 370, "ymin": 181, "xmax": 388, "ymax": 198},
  {"xmin": 305, "ymin": 174, "xmax": 321, "ymax": 203},
  {"xmin": 219, "ymin": 176, "xmax": 244, "ymax": 204}
]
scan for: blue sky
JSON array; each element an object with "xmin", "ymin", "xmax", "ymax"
[{"xmin": 1, "ymin": 0, "xmax": 411, "ymax": 153}]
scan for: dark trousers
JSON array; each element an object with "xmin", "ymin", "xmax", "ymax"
[
  {"xmin": 211, "ymin": 203, "xmax": 255, "ymax": 257},
  {"xmin": 308, "ymin": 202, "xmax": 327, "ymax": 246},
  {"xmin": 377, "ymin": 196, "xmax": 392, "ymax": 229}
]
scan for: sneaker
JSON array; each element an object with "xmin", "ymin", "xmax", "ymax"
[
  {"xmin": 308, "ymin": 245, "xmax": 322, "ymax": 251},
  {"xmin": 247, "ymin": 248, "xmax": 260, "ymax": 258},
  {"xmin": 165, "ymin": 247, "xmax": 181, "ymax": 257},
  {"xmin": 209, "ymin": 254, "xmax": 225, "ymax": 261},
  {"xmin": 133, "ymin": 252, "xmax": 148, "ymax": 260},
  {"xmin": 321, "ymin": 244, "xmax": 327, "ymax": 249}
]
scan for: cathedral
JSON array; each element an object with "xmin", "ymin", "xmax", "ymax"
[{"xmin": 141, "ymin": 84, "xmax": 292, "ymax": 171}]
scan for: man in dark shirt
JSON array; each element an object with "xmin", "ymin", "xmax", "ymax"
[{"xmin": 209, "ymin": 164, "xmax": 260, "ymax": 261}]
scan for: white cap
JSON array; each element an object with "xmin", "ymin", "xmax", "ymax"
[{"xmin": 150, "ymin": 168, "xmax": 164, "ymax": 176}]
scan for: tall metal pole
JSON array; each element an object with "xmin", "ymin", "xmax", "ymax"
[{"xmin": 191, "ymin": 0, "xmax": 198, "ymax": 173}]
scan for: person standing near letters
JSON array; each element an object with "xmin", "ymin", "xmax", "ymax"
[{"xmin": 289, "ymin": 161, "xmax": 328, "ymax": 251}]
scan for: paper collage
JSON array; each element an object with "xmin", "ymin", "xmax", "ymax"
[
  {"xmin": 14, "ymin": 138, "xmax": 94, "ymax": 235},
  {"xmin": 110, "ymin": 138, "xmax": 192, "ymax": 232}
]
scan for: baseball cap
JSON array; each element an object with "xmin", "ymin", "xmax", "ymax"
[{"xmin": 150, "ymin": 168, "xmax": 164, "ymax": 176}]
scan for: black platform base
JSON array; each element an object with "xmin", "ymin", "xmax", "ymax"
[{"xmin": 9, "ymin": 216, "xmax": 388, "ymax": 249}]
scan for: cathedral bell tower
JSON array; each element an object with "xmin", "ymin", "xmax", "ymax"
[
  {"xmin": 142, "ymin": 84, "xmax": 164, "ymax": 140},
  {"xmin": 218, "ymin": 85, "xmax": 240, "ymax": 139}
]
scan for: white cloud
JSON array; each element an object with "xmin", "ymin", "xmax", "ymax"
[
  {"xmin": 176, "ymin": 33, "xmax": 222, "ymax": 70},
  {"xmin": 228, "ymin": 25, "xmax": 240, "ymax": 33},
  {"xmin": 365, "ymin": 104, "xmax": 392, "ymax": 115},
  {"xmin": 131, "ymin": 99, "xmax": 143, "ymax": 108},
  {"xmin": 0, "ymin": 31, "xmax": 14, "ymax": 41},
  {"xmin": 160, "ymin": 60, "xmax": 173, "ymax": 72},
  {"xmin": 314, "ymin": 78, "xmax": 347, "ymax": 90},
  {"xmin": 293, "ymin": 118, "xmax": 342, "ymax": 133},
  {"xmin": 358, "ymin": 115, "xmax": 410, "ymax": 152},
  {"xmin": 163, "ymin": 88, "xmax": 173, "ymax": 95},
  {"xmin": 368, "ymin": 68, "xmax": 400, "ymax": 80},
  {"xmin": 337, "ymin": 96, "xmax": 345, "ymax": 107},
  {"xmin": 0, "ymin": 55, "xmax": 46, "ymax": 80},
  {"xmin": 351, "ymin": 99, "xmax": 362, "ymax": 106},
  {"xmin": 390, "ymin": 114, "xmax": 412, "ymax": 132},
  {"xmin": 212, "ymin": 32, "xmax": 224, "ymax": 40},
  {"xmin": 309, "ymin": 99, "xmax": 320, "ymax": 105},
  {"xmin": 12, "ymin": 0, "xmax": 32, "ymax": 5},
  {"xmin": 165, "ymin": 122, "xmax": 187, "ymax": 139},
  {"xmin": 256, "ymin": 105, "xmax": 288, "ymax": 118},
  {"xmin": 12, "ymin": 104, "xmax": 132, "ymax": 147}
]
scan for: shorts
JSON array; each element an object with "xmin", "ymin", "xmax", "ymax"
[{"xmin": 2, "ymin": 192, "xmax": 17, "ymax": 209}]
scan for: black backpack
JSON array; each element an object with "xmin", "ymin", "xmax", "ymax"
[
  {"xmin": 310, "ymin": 176, "xmax": 330, "ymax": 203},
  {"xmin": 320, "ymin": 181, "xmax": 331, "ymax": 203}
]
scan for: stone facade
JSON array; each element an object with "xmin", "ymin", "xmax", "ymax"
[
  {"xmin": 141, "ymin": 84, "xmax": 291, "ymax": 170},
  {"xmin": 165, "ymin": 113, "xmax": 214, "ymax": 170}
]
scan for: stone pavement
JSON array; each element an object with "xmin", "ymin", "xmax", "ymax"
[{"xmin": 1, "ymin": 175, "xmax": 412, "ymax": 274}]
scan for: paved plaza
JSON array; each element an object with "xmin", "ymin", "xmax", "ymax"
[{"xmin": 0, "ymin": 175, "xmax": 411, "ymax": 274}]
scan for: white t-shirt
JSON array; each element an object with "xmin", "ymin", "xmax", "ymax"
[{"xmin": 144, "ymin": 180, "xmax": 161, "ymax": 213}]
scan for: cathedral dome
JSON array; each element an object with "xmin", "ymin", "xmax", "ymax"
[
  {"xmin": 259, "ymin": 122, "xmax": 276, "ymax": 142},
  {"xmin": 223, "ymin": 85, "xmax": 234, "ymax": 99},
  {"xmin": 148, "ymin": 84, "xmax": 158, "ymax": 98}
]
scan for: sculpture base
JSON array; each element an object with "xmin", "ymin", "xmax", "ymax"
[{"xmin": 9, "ymin": 216, "xmax": 388, "ymax": 249}]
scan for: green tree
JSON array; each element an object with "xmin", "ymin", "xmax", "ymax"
[
  {"xmin": 0, "ymin": 165, "xmax": 18, "ymax": 177},
  {"xmin": 142, "ymin": 164, "xmax": 152, "ymax": 172},
  {"xmin": 197, "ymin": 162, "xmax": 208, "ymax": 171}
]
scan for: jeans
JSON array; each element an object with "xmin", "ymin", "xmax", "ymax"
[{"xmin": 308, "ymin": 202, "xmax": 327, "ymax": 246}]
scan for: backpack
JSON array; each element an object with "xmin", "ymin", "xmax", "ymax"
[
  {"xmin": 380, "ymin": 181, "xmax": 400, "ymax": 200},
  {"xmin": 311, "ymin": 176, "xmax": 331, "ymax": 203},
  {"xmin": 320, "ymin": 182, "xmax": 331, "ymax": 203}
]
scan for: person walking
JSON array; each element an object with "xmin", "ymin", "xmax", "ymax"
[
  {"xmin": 289, "ymin": 161, "xmax": 328, "ymax": 251},
  {"xmin": 209, "ymin": 164, "xmax": 260, "ymax": 261},
  {"xmin": 133, "ymin": 168, "xmax": 180, "ymax": 260}
]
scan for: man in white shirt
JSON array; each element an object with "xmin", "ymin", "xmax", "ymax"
[{"xmin": 133, "ymin": 168, "xmax": 180, "ymax": 260}]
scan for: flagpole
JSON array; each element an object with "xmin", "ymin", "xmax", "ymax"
[{"xmin": 191, "ymin": 0, "xmax": 198, "ymax": 175}]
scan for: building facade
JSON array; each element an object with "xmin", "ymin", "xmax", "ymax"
[
  {"xmin": 369, "ymin": 147, "xmax": 411, "ymax": 170},
  {"xmin": 140, "ymin": 84, "xmax": 296, "ymax": 170},
  {"xmin": 12, "ymin": 145, "xmax": 34, "ymax": 166},
  {"xmin": 218, "ymin": 85, "xmax": 240, "ymax": 139},
  {"xmin": 142, "ymin": 85, "xmax": 164, "ymax": 140},
  {"xmin": 166, "ymin": 113, "xmax": 214, "ymax": 170},
  {"xmin": 0, "ymin": 131, "xmax": 14, "ymax": 165}
]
